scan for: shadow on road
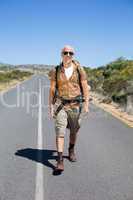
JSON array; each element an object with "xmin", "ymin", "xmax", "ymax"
[
  {"xmin": 15, "ymin": 148, "xmax": 68, "ymax": 175},
  {"xmin": 15, "ymin": 148, "xmax": 58, "ymax": 170}
]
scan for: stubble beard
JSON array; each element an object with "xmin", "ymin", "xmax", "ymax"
[{"xmin": 63, "ymin": 57, "xmax": 73, "ymax": 67}]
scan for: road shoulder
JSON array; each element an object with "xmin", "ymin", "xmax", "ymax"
[{"xmin": 91, "ymin": 92, "xmax": 133, "ymax": 128}]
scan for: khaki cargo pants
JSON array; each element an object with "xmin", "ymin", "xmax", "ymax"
[{"xmin": 53, "ymin": 99, "xmax": 82, "ymax": 137}]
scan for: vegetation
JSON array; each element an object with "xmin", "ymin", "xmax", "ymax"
[
  {"xmin": 0, "ymin": 69, "xmax": 33, "ymax": 83},
  {"xmin": 0, "ymin": 59, "xmax": 132, "ymax": 113},
  {"xmin": 84, "ymin": 57, "xmax": 133, "ymax": 107}
]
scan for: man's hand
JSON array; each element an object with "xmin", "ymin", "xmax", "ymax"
[
  {"xmin": 80, "ymin": 102, "xmax": 89, "ymax": 119},
  {"xmin": 83, "ymin": 102, "xmax": 89, "ymax": 113}
]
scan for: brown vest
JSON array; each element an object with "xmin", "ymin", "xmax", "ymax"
[{"xmin": 56, "ymin": 61, "xmax": 82, "ymax": 99}]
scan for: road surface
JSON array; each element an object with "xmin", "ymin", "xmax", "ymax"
[{"xmin": 0, "ymin": 75, "xmax": 133, "ymax": 200}]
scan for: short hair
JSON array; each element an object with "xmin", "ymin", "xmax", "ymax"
[{"xmin": 61, "ymin": 45, "xmax": 75, "ymax": 54}]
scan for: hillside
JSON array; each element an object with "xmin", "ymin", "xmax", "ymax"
[{"xmin": 85, "ymin": 57, "xmax": 133, "ymax": 115}]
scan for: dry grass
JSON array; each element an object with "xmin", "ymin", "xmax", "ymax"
[{"xmin": 0, "ymin": 77, "xmax": 30, "ymax": 93}]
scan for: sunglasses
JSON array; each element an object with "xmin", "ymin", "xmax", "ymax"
[{"xmin": 63, "ymin": 51, "xmax": 74, "ymax": 56}]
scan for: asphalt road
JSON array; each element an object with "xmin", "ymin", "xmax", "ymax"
[{"xmin": 0, "ymin": 75, "xmax": 133, "ymax": 200}]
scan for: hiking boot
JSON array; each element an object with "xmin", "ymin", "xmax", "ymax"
[
  {"xmin": 55, "ymin": 159, "xmax": 64, "ymax": 171},
  {"xmin": 68, "ymin": 148, "xmax": 77, "ymax": 162}
]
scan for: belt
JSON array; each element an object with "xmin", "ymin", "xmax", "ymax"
[
  {"xmin": 54, "ymin": 96, "xmax": 84, "ymax": 116},
  {"xmin": 59, "ymin": 95, "xmax": 84, "ymax": 104}
]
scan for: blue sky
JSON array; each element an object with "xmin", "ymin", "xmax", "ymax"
[{"xmin": 0, "ymin": 0, "xmax": 133, "ymax": 67}]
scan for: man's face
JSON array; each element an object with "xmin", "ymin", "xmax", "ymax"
[{"xmin": 62, "ymin": 48, "xmax": 74, "ymax": 64}]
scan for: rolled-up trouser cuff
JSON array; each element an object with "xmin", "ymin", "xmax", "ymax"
[{"xmin": 55, "ymin": 128, "xmax": 65, "ymax": 137}]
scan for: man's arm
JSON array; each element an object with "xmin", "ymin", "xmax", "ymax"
[
  {"xmin": 81, "ymin": 80, "xmax": 89, "ymax": 112},
  {"xmin": 78, "ymin": 66, "xmax": 89, "ymax": 112},
  {"xmin": 48, "ymin": 69, "xmax": 56, "ymax": 117},
  {"xmin": 48, "ymin": 80, "xmax": 56, "ymax": 118},
  {"xmin": 49, "ymin": 80, "xmax": 56, "ymax": 106}
]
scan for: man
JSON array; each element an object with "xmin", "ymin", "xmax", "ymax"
[{"xmin": 49, "ymin": 45, "xmax": 89, "ymax": 172}]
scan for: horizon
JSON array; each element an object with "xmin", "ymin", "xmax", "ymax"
[{"xmin": 1, "ymin": 55, "xmax": 133, "ymax": 69}]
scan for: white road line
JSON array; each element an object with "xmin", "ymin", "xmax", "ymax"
[{"xmin": 35, "ymin": 79, "xmax": 44, "ymax": 200}]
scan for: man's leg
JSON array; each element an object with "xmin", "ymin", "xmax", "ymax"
[
  {"xmin": 67, "ymin": 108, "xmax": 81, "ymax": 162},
  {"xmin": 55, "ymin": 135, "xmax": 64, "ymax": 171},
  {"xmin": 56, "ymin": 136, "xmax": 64, "ymax": 152},
  {"xmin": 55, "ymin": 109, "xmax": 67, "ymax": 171},
  {"xmin": 69, "ymin": 131, "xmax": 78, "ymax": 144},
  {"xmin": 68, "ymin": 131, "xmax": 78, "ymax": 162}
]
